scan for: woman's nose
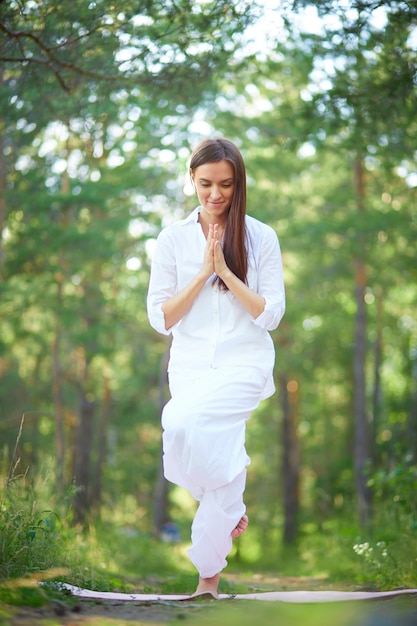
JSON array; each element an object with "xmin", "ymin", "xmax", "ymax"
[{"xmin": 210, "ymin": 186, "xmax": 221, "ymax": 198}]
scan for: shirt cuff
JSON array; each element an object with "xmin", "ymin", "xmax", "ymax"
[
  {"xmin": 149, "ymin": 304, "xmax": 172, "ymax": 336},
  {"xmin": 252, "ymin": 296, "xmax": 285, "ymax": 331}
]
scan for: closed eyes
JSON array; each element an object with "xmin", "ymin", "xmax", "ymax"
[{"xmin": 200, "ymin": 183, "xmax": 233, "ymax": 188}]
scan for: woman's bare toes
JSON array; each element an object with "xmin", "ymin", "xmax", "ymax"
[{"xmin": 231, "ymin": 514, "xmax": 248, "ymax": 538}]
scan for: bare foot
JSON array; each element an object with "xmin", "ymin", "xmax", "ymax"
[
  {"xmin": 231, "ymin": 514, "xmax": 248, "ymax": 538},
  {"xmin": 191, "ymin": 573, "xmax": 219, "ymax": 599}
]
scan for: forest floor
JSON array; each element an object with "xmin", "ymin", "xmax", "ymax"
[{"xmin": 2, "ymin": 574, "xmax": 417, "ymax": 626}]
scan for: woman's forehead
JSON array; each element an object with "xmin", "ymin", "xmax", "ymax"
[{"xmin": 193, "ymin": 160, "xmax": 234, "ymax": 181}]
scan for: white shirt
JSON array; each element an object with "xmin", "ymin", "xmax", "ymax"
[{"xmin": 147, "ymin": 207, "xmax": 285, "ymax": 397}]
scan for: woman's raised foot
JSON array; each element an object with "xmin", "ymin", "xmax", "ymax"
[{"xmin": 231, "ymin": 514, "xmax": 248, "ymax": 538}]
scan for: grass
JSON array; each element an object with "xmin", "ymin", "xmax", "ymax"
[
  {"xmin": 1, "ymin": 427, "xmax": 417, "ymax": 611},
  {"xmin": 267, "ymin": 520, "xmax": 417, "ymax": 591},
  {"xmin": 184, "ymin": 596, "xmax": 417, "ymax": 626}
]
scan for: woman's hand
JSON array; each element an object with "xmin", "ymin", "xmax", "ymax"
[
  {"xmin": 210, "ymin": 222, "xmax": 266, "ymax": 319},
  {"xmin": 201, "ymin": 223, "xmax": 229, "ymax": 280},
  {"xmin": 211, "ymin": 224, "xmax": 229, "ymax": 279},
  {"xmin": 160, "ymin": 223, "xmax": 221, "ymax": 330},
  {"xmin": 200, "ymin": 223, "xmax": 216, "ymax": 279}
]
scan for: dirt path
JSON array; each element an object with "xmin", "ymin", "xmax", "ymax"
[
  {"xmin": 3, "ymin": 576, "xmax": 417, "ymax": 626},
  {"xmin": 7, "ymin": 598, "xmax": 201, "ymax": 625}
]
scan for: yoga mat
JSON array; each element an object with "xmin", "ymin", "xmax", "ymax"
[{"xmin": 61, "ymin": 584, "xmax": 417, "ymax": 603}]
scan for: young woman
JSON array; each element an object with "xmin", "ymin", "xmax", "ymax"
[{"xmin": 147, "ymin": 137, "xmax": 285, "ymax": 598}]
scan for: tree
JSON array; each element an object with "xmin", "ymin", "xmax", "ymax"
[
  {"xmin": 0, "ymin": 0, "xmax": 256, "ymax": 268},
  {"xmin": 287, "ymin": 0, "xmax": 417, "ymax": 526},
  {"xmin": 0, "ymin": 0, "xmax": 260, "ymax": 525},
  {"xmin": 0, "ymin": 0, "xmax": 254, "ymax": 94},
  {"xmin": 187, "ymin": 0, "xmax": 416, "ymax": 542}
]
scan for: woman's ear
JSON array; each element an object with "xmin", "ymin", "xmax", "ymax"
[{"xmin": 190, "ymin": 170, "xmax": 197, "ymax": 193}]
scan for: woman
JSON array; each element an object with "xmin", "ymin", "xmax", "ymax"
[{"xmin": 147, "ymin": 137, "xmax": 285, "ymax": 598}]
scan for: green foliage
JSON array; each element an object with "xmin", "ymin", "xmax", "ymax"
[
  {"xmin": 0, "ymin": 0, "xmax": 257, "ymax": 114},
  {"xmin": 352, "ymin": 540, "xmax": 399, "ymax": 588},
  {"xmin": 1, "ymin": 458, "xmax": 416, "ymax": 601},
  {"xmin": 370, "ymin": 464, "xmax": 417, "ymax": 525},
  {"xmin": 0, "ymin": 0, "xmax": 416, "ymax": 600},
  {"xmin": 0, "ymin": 583, "xmax": 48, "ymax": 608},
  {"xmin": 0, "ymin": 463, "xmax": 72, "ymax": 580}
]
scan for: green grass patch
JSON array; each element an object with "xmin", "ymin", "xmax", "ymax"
[
  {"xmin": 1, "ymin": 436, "xmax": 417, "ymax": 609},
  {"xmin": 184, "ymin": 597, "xmax": 417, "ymax": 626}
]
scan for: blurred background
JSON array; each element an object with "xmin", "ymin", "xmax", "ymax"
[{"xmin": 0, "ymin": 0, "xmax": 416, "ymax": 591}]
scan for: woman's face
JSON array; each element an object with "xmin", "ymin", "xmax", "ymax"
[{"xmin": 192, "ymin": 160, "xmax": 235, "ymax": 224}]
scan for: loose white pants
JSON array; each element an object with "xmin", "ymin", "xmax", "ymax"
[{"xmin": 161, "ymin": 366, "xmax": 269, "ymax": 578}]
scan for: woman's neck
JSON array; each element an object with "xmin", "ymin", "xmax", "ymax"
[{"xmin": 198, "ymin": 211, "xmax": 227, "ymax": 238}]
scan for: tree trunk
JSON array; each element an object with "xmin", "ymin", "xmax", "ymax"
[
  {"xmin": 353, "ymin": 155, "xmax": 372, "ymax": 526},
  {"xmin": 152, "ymin": 348, "xmax": 170, "ymax": 536},
  {"xmin": 152, "ymin": 460, "xmax": 169, "ymax": 537},
  {"xmin": 0, "ymin": 102, "xmax": 6, "ymax": 275},
  {"xmin": 280, "ymin": 374, "xmax": 300, "ymax": 545},
  {"xmin": 52, "ymin": 304, "xmax": 65, "ymax": 495},
  {"xmin": 408, "ymin": 345, "xmax": 417, "ymax": 465},
  {"xmin": 371, "ymin": 288, "xmax": 383, "ymax": 465},
  {"xmin": 91, "ymin": 374, "xmax": 112, "ymax": 512},
  {"xmin": 72, "ymin": 391, "xmax": 95, "ymax": 525},
  {"xmin": 52, "ymin": 167, "xmax": 72, "ymax": 494}
]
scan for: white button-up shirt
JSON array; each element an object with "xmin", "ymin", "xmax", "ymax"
[{"xmin": 147, "ymin": 207, "xmax": 285, "ymax": 398}]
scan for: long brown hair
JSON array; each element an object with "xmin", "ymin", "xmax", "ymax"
[{"xmin": 189, "ymin": 138, "xmax": 248, "ymax": 290}]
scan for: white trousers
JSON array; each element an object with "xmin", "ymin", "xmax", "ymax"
[{"xmin": 161, "ymin": 366, "xmax": 268, "ymax": 578}]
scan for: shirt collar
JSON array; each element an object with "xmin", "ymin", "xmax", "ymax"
[{"xmin": 182, "ymin": 206, "xmax": 201, "ymax": 225}]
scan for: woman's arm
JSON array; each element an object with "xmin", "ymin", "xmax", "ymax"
[
  {"xmin": 160, "ymin": 225, "xmax": 216, "ymax": 331},
  {"xmin": 214, "ymin": 223, "xmax": 285, "ymax": 328},
  {"xmin": 217, "ymin": 259, "xmax": 266, "ymax": 318},
  {"xmin": 212, "ymin": 224, "xmax": 265, "ymax": 318},
  {"xmin": 161, "ymin": 270, "xmax": 208, "ymax": 331}
]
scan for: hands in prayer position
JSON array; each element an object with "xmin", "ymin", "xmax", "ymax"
[{"xmin": 201, "ymin": 223, "xmax": 229, "ymax": 281}]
